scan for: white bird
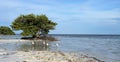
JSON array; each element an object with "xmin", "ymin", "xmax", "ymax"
[
  {"xmin": 32, "ymin": 41, "xmax": 35, "ymax": 45},
  {"xmin": 46, "ymin": 43, "xmax": 49, "ymax": 46},
  {"xmin": 43, "ymin": 41, "xmax": 46, "ymax": 45},
  {"xmin": 56, "ymin": 43, "xmax": 59, "ymax": 47}
]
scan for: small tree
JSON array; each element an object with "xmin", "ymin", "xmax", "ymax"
[
  {"xmin": 0, "ymin": 26, "xmax": 15, "ymax": 35},
  {"xmin": 11, "ymin": 14, "xmax": 57, "ymax": 38}
]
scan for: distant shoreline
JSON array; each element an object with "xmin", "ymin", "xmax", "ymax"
[
  {"xmin": 50, "ymin": 34, "xmax": 120, "ymax": 36},
  {"xmin": 0, "ymin": 39, "xmax": 43, "ymax": 42},
  {"xmin": 1, "ymin": 33, "xmax": 120, "ymax": 35}
]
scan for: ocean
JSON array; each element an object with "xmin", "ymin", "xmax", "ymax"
[{"xmin": 0, "ymin": 34, "xmax": 120, "ymax": 62}]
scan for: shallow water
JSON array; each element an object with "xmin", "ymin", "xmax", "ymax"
[
  {"xmin": 0, "ymin": 35, "xmax": 120, "ymax": 62},
  {"xmin": 53, "ymin": 35, "xmax": 120, "ymax": 62}
]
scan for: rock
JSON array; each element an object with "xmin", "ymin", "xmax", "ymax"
[
  {"xmin": 0, "ymin": 52, "xmax": 8, "ymax": 55},
  {"xmin": 23, "ymin": 61, "xmax": 27, "ymax": 62},
  {"xmin": 0, "ymin": 51, "xmax": 103, "ymax": 62}
]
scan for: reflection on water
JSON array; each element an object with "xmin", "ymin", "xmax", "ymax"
[
  {"xmin": 0, "ymin": 40, "xmax": 59, "ymax": 52},
  {"xmin": 17, "ymin": 42, "xmax": 50, "ymax": 51}
]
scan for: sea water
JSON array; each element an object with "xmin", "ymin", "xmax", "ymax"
[{"xmin": 0, "ymin": 34, "xmax": 120, "ymax": 62}]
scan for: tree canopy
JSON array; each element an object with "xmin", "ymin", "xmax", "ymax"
[
  {"xmin": 11, "ymin": 14, "xmax": 57, "ymax": 37},
  {"xmin": 0, "ymin": 26, "xmax": 15, "ymax": 35}
]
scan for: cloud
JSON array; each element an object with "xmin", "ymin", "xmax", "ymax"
[
  {"xmin": 0, "ymin": 0, "xmax": 120, "ymax": 22},
  {"xmin": 0, "ymin": 0, "xmax": 120, "ymax": 34}
]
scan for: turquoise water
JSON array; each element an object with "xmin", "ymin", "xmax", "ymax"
[{"xmin": 0, "ymin": 35, "xmax": 120, "ymax": 62}]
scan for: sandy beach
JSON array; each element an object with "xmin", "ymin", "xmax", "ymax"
[{"xmin": 0, "ymin": 40, "xmax": 104, "ymax": 62}]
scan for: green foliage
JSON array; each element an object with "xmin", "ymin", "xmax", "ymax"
[
  {"xmin": 11, "ymin": 14, "xmax": 57, "ymax": 36},
  {"xmin": 0, "ymin": 26, "xmax": 15, "ymax": 35}
]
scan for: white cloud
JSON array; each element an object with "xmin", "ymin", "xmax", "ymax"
[
  {"xmin": 0, "ymin": 0, "xmax": 120, "ymax": 34},
  {"xmin": 0, "ymin": 0, "xmax": 120, "ymax": 24}
]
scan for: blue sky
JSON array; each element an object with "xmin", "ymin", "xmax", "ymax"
[{"xmin": 0, "ymin": 0, "xmax": 120, "ymax": 34}]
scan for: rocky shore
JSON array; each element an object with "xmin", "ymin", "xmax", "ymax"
[
  {"xmin": 0, "ymin": 40, "xmax": 104, "ymax": 62},
  {"xmin": 0, "ymin": 50, "xmax": 105, "ymax": 62}
]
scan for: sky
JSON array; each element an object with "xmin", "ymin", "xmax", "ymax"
[{"xmin": 0, "ymin": 0, "xmax": 120, "ymax": 34}]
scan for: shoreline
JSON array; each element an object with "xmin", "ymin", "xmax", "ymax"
[
  {"xmin": 0, "ymin": 39, "xmax": 44, "ymax": 43},
  {"xmin": 0, "ymin": 39, "xmax": 104, "ymax": 62},
  {"xmin": 0, "ymin": 50, "xmax": 104, "ymax": 62}
]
